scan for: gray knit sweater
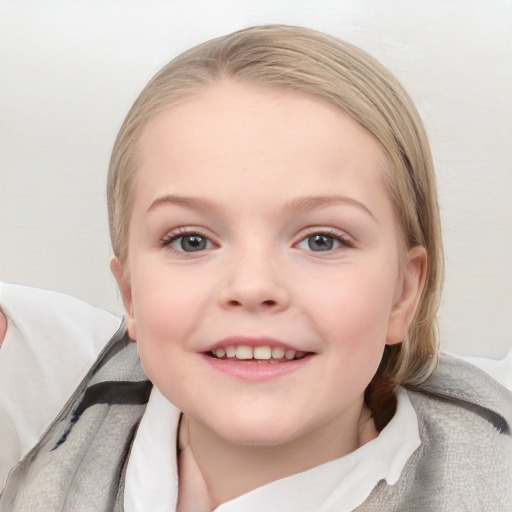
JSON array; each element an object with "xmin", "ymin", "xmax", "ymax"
[{"xmin": 1, "ymin": 329, "xmax": 510, "ymax": 511}]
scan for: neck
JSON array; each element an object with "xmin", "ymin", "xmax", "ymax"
[{"xmin": 177, "ymin": 399, "xmax": 378, "ymax": 510}]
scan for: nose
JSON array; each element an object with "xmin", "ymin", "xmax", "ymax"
[{"xmin": 218, "ymin": 246, "xmax": 290, "ymax": 313}]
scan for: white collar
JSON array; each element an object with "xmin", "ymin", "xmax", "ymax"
[{"xmin": 124, "ymin": 386, "xmax": 420, "ymax": 512}]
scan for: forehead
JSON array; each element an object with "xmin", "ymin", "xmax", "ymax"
[{"xmin": 133, "ymin": 80, "xmax": 389, "ymax": 212}]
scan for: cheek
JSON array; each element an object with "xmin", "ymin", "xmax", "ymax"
[
  {"xmin": 311, "ymin": 266, "xmax": 399, "ymax": 401},
  {"xmin": 131, "ymin": 271, "xmax": 203, "ymax": 340},
  {"xmin": 303, "ymin": 263, "xmax": 398, "ymax": 346},
  {"xmin": 127, "ymin": 261, "xmax": 218, "ymax": 378},
  {"xmin": 129, "ymin": 275, "xmax": 203, "ymax": 398}
]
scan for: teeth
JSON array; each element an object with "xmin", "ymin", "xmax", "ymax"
[
  {"xmin": 235, "ymin": 345, "xmax": 253, "ymax": 360},
  {"xmin": 284, "ymin": 349, "xmax": 296, "ymax": 360},
  {"xmin": 271, "ymin": 346, "xmax": 285, "ymax": 359},
  {"xmin": 210, "ymin": 345, "xmax": 308, "ymax": 361},
  {"xmin": 253, "ymin": 346, "xmax": 272, "ymax": 359}
]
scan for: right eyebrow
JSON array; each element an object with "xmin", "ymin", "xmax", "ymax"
[{"xmin": 146, "ymin": 194, "xmax": 219, "ymax": 214}]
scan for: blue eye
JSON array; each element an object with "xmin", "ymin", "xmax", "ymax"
[
  {"xmin": 307, "ymin": 234, "xmax": 336, "ymax": 251},
  {"xmin": 164, "ymin": 233, "xmax": 214, "ymax": 253},
  {"xmin": 296, "ymin": 231, "xmax": 352, "ymax": 252},
  {"xmin": 178, "ymin": 235, "xmax": 208, "ymax": 252}
]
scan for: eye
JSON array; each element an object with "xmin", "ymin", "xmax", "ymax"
[
  {"xmin": 162, "ymin": 231, "xmax": 215, "ymax": 253},
  {"xmin": 296, "ymin": 231, "xmax": 353, "ymax": 252}
]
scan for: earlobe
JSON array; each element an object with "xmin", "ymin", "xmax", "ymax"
[
  {"xmin": 386, "ymin": 246, "xmax": 427, "ymax": 345},
  {"xmin": 110, "ymin": 257, "xmax": 137, "ymax": 341}
]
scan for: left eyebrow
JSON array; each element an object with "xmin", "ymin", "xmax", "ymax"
[{"xmin": 284, "ymin": 195, "xmax": 376, "ymax": 221}]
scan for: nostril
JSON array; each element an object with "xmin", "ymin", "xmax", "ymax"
[{"xmin": 262, "ymin": 300, "xmax": 277, "ymax": 307}]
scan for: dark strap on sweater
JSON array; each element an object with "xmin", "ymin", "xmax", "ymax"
[{"xmin": 52, "ymin": 380, "xmax": 152, "ymax": 451}]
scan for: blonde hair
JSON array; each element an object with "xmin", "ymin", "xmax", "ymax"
[{"xmin": 107, "ymin": 25, "xmax": 443, "ymax": 424}]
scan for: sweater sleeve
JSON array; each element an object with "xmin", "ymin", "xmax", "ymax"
[{"xmin": 0, "ymin": 283, "xmax": 123, "ymax": 492}]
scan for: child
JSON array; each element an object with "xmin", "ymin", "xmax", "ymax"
[{"xmin": 0, "ymin": 25, "xmax": 510, "ymax": 511}]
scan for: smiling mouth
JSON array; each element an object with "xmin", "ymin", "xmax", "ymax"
[{"xmin": 206, "ymin": 345, "xmax": 310, "ymax": 363}]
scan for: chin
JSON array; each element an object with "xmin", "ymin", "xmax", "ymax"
[{"xmin": 210, "ymin": 411, "xmax": 308, "ymax": 448}]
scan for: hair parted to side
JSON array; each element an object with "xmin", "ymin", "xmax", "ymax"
[{"xmin": 107, "ymin": 25, "xmax": 443, "ymax": 426}]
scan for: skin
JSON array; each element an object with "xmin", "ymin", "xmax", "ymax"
[
  {"xmin": 111, "ymin": 80, "xmax": 426, "ymax": 509},
  {"xmin": 0, "ymin": 310, "xmax": 6, "ymax": 346}
]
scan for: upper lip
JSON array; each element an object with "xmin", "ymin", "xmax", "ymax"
[{"xmin": 202, "ymin": 336, "xmax": 312, "ymax": 353}]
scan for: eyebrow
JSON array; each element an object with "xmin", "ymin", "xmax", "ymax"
[
  {"xmin": 283, "ymin": 195, "xmax": 376, "ymax": 220},
  {"xmin": 147, "ymin": 193, "xmax": 375, "ymax": 220},
  {"xmin": 147, "ymin": 194, "xmax": 219, "ymax": 213}
]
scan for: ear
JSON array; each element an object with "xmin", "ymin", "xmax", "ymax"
[
  {"xmin": 386, "ymin": 246, "xmax": 427, "ymax": 345},
  {"xmin": 110, "ymin": 257, "xmax": 137, "ymax": 341}
]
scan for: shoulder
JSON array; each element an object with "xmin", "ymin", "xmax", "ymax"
[
  {"xmin": 359, "ymin": 356, "xmax": 512, "ymax": 510},
  {"xmin": 410, "ymin": 353, "xmax": 512, "ymax": 435},
  {"xmin": 0, "ymin": 282, "xmax": 126, "ymax": 494},
  {"xmin": 405, "ymin": 355, "xmax": 512, "ymax": 508}
]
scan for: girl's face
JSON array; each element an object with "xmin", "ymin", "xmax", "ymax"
[{"xmin": 114, "ymin": 80, "xmax": 425, "ymax": 451}]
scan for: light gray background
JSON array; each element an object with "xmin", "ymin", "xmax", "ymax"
[{"xmin": 1, "ymin": 0, "xmax": 511, "ymax": 357}]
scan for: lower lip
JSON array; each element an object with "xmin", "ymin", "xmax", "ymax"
[{"xmin": 200, "ymin": 353, "xmax": 313, "ymax": 381}]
